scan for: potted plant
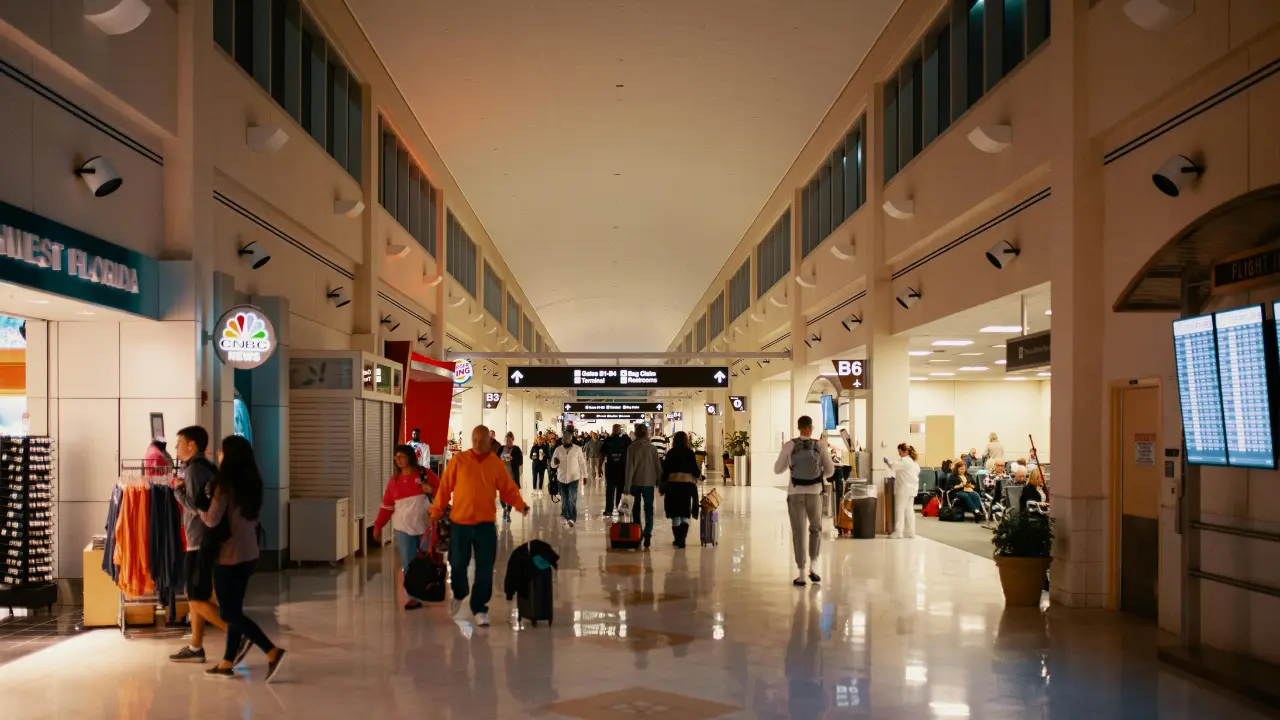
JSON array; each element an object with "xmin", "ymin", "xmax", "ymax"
[
  {"xmin": 726, "ymin": 431, "xmax": 750, "ymax": 458},
  {"xmin": 690, "ymin": 431, "xmax": 707, "ymax": 468},
  {"xmin": 991, "ymin": 511, "xmax": 1053, "ymax": 607}
]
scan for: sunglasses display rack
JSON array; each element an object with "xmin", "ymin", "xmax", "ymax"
[{"xmin": 0, "ymin": 435, "xmax": 58, "ymax": 613}]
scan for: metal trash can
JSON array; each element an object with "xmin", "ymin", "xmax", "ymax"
[{"xmin": 846, "ymin": 482, "xmax": 878, "ymax": 539}]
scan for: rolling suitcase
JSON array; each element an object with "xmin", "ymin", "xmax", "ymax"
[
  {"xmin": 518, "ymin": 569, "xmax": 554, "ymax": 627},
  {"xmin": 609, "ymin": 521, "xmax": 643, "ymax": 550},
  {"xmin": 834, "ymin": 493, "xmax": 855, "ymax": 537},
  {"xmin": 700, "ymin": 509, "xmax": 719, "ymax": 546}
]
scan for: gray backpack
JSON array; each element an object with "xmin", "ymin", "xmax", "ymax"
[{"xmin": 790, "ymin": 438, "xmax": 824, "ymax": 486}]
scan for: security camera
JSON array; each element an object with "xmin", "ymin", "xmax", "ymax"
[
  {"xmin": 985, "ymin": 240, "xmax": 1020, "ymax": 270},
  {"xmin": 1152, "ymin": 155, "xmax": 1203, "ymax": 198},
  {"xmin": 380, "ymin": 315, "xmax": 400, "ymax": 332},
  {"xmin": 897, "ymin": 286, "xmax": 922, "ymax": 309},
  {"xmin": 75, "ymin": 156, "xmax": 123, "ymax": 197},
  {"xmin": 238, "ymin": 241, "xmax": 271, "ymax": 269},
  {"xmin": 327, "ymin": 287, "xmax": 351, "ymax": 308}
]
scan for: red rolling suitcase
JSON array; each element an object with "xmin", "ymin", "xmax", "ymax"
[{"xmin": 609, "ymin": 521, "xmax": 642, "ymax": 550}]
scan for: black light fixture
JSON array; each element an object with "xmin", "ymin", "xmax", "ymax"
[
  {"xmin": 75, "ymin": 156, "xmax": 123, "ymax": 197},
  {"xmin": 380, "ymin": 315, "xmax": 400, "ymax": 332},
  {"xmin": 897, "ymin": 287, "xmax": 922, "ymax": 309},
  {"xmin": 327, "ymin": 287, "xmax": 351, "ymax": 308},
  {"xmin": 1153, "ymin": 155, "xmax": 1204, "ymax": 198},
  {"xmin": 238, "ymin": 241, "xmax": 272, "ymax": 269}
]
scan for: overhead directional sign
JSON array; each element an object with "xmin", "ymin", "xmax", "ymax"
[
  {"xmin": 575, "ymin": 412, "xmax": 646, "ymax": 421},
  {"xmin": 563, "ymin": 402, "xmax": 664, "ymax": 413},
  {"xmin": 730, "ymin": 396, "xmax": 747, "ymax": 412},
  {"xmin": 484, "ymin": 392, "xmax": 503, "ymax": 409},
  {"xmin": 506, "ymin": 366, "xmax": 730, "ymax": 389},
  {"xmin": 832, "ymin": 359, "xmax": 870, "ymax": 391},
  {"xmin": 705, "ymin": 403, "xmax": 720, "ymax": 416}
]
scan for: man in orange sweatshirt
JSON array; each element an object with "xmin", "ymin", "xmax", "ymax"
[{"xmin": 430, "ymin": 424, "xmax": 529, "ymax": 627}]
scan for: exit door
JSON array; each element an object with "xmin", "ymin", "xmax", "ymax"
[{"xmin": 1119, "ymin": 385, "xmax": 1161, "ymax": 619}]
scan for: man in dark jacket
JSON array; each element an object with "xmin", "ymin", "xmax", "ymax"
[
  {"xmin": 169, "ymin": 426, "xmax": 225, "ymax": 663},
  {"xmin": 600, "ymin": 424, "xmax": 632, "ymax": 516}
]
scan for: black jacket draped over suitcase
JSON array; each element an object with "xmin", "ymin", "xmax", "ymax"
[{"xmin": 503, "ymin": 539, "xmax": 560, "ymax": 600}]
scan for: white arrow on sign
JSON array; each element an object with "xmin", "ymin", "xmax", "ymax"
[
  {"xmin": 510, "ymin": 370, "xmax": 524, "ymax": 384},
  {"xmin": 657, "ymin": 403, "xmax": 664, "ymax": 411},
  {"xmin": 563, "ymin": 403, "xmax": 570, "ymax": 411},
  {"xmin": 713, "ymin": 371, "xmax": 727, "ymax": 383}
]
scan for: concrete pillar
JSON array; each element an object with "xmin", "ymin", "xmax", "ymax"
[{"xmin": 1048, "ymin": 0, "xmax": 1107, "ymax": 609}]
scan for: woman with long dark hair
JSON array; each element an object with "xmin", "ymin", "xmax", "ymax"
[
  {"xmin": 374, "ymin": 444, "xmax": 439, "ymax": 609},
  {"xmin": 200, "ymin": 435, "xmax": 287, "ymax": 681},
  {"xmin": 660, "ymin": 431, "xmax": 701, "ymax": 548}
]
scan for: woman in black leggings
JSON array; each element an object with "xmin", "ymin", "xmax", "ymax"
[
  {"xmin": 529, "ymin": 434, "xmax": 549, "ymax": 496},
  {"xmin": 195, "ymin": 435, "xmax": 287, "ymax": 682}
]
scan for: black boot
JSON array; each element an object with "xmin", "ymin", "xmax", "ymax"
[{"xmin": 675, "ymin": 524, "xmax": 688, "ymax": 548}]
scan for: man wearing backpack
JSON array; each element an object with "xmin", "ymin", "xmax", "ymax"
[
  {"xmin": 774, "ymin": 416, "xmax": 835, "ymax": 587},
  {"xmin": 600, "ymin": 424, "xmax": 632, "ymax": 517}
]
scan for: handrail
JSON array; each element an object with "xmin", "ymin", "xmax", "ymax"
[
  {"xmin": 1190, "ymin": 521, "xmax": 1280, "ymax": 544},
  {"xmin": 1189, "ymin": 569, "xmax": 1280, "ymax": 600}
]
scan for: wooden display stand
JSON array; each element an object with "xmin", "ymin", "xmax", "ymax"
[{"xmin": 83, "ymin": 546, "xmax": 189, "ymax": 632}]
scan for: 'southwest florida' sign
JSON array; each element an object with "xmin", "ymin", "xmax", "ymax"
[{"xmin": 0, "ymin": 199, "xmax": 158, "ymax": 317}]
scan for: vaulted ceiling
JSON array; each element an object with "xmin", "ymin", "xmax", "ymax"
[{"xmin": 347, "ymin": 0, "xmax": 904, "ymax": 352}]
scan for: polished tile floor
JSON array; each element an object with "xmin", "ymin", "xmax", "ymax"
[{"xmin": 0, "ymin": 485, "xmax": 1267, "ymax": 719}]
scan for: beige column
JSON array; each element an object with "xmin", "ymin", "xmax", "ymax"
[{"xmin": 1048, "ymin": 0, "xmax": 1107, "ymax": 609}]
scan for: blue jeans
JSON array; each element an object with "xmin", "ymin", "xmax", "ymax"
[
  {"xmin": 560, "ymin": 480, "xmax": 579, "ymax": 522},
  {"xmin": 449, "ymin": 522, "xmax": 498, "ymax": 614},
  {"xmin": 954, "ymin": 490, "xmax": 983, "ymax": 515},
  {"xmin": 630, "ymin": 486, "xmax": 655, "ymax": 537},
  {"xmin": 394, "ymin": 531, "xmax": 424, "ymax": 572}
]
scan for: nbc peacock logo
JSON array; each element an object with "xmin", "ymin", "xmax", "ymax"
[{"xmin": 216, "ymin": 306, "xmax": 276, "ymax": 369}]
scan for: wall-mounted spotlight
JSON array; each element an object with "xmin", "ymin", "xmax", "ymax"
[
  {"xmin": 380, "ymin": 315, "xmax": 400, "ymax": 333},
  {"xmin": 424, "ymin": 273, "xmax": 444, "ymax": 288},
  {"xmin": 472, "ymin": 310, "xmax": 485, "ymax": 323},
  {"xmin": 417, "ymin": 329, "xmax": 433, "ymax": 348},
  {"xmin": 985, "ymin": 240, "xmax": 1021, "ymax": 270},
  {"xmin": 749, "ymin": 311, "xmax": 766, "ymax": 323},
  {"xmin": 485, "ymin": 324, "xmax": 498, "ymax": 335},
  {"xmin": 795, "ymin": 268, "xmax": 817, "ymax": 288},
  {"xmin": 897, "ymin": 286, "xmax": 922, "ymax": 310},
  {"xmin": 334, "ymin": 199, "xmax": 365, "ymax": 217},
  {"xmin": 327, "ymin": 287, "xmax": 351, "ymax": 308},
  {"xmin": 75, "ymin": 156, "xmax": 123, "ymax": 197},
  {"xmin": 1153, "ymin": 155, "xmax": 1203, "ymax": 198},
  {"xmin": 238, "ymin": 240, "xmax": 271, "ymax": 269},
  {"xmin": 841, "ymin": 313, "xmax": 862, "ymax": 332},
  {"xmin": 84, "ymin": 0, "xmax": 151, "ymax": 35},
  {"xmin": 830, "ymin": 238, "xmax": 856, "ymax": 261},
  {"xmin": 1122, "ymin": 0, "xmax": 1194, "ymax": 31},
  {"xmin": 804, "ymin": 333, "xmax": 822, "ymax": 349},
  {"xmin": 967, "ymin": 124, "xmax": 1013, "ymax": 154},
  {"xmin": 387, "ymin": 240, "xmax": 411, "ymax": 260},
  {"xmin": 246, "ymin": 125, "xmax": 289, "ymax": 153},
  {"xmin": 883, "ymin": 197, "xmax": 915, "ymax": 220},
  {"xmin": 446, "ymin": 293, "xmax": 467, "ymax": 308},
  {"xmin": 769, "ymin": 290, "xmax": 789, "ymax": 309}
]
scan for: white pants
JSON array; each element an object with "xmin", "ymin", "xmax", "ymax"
[{"xmin": 892, "ymin": 480, "xmax": 916, "ymax": 538}]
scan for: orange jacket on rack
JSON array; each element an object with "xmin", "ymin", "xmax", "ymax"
[
  {"xmin": 430, "ymin": 450, "xmax": 527, "ymax": 525},
  {"xmin": 113, "ymin": 485, "xmax": 155, "ymax": 597}
]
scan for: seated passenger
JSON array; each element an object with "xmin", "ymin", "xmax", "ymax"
[
  {"xmin": 948, "ymin": 461, "xmax": 984, "ymax": 522},
  {"xmin": 1020, "ymin": 467, "xmax": 1049, "ymax": 515}
]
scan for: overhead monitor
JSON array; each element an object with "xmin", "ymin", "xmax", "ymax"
[
  {"xmin": 730, "ymin": 395, "xmax": 747, "ymax": 412},
  {"xmin": 507, "ymin": 365, "xmax": 729, "ymax": 389},
  {"xmin": 1215, "ymin": 305, "xmax": 1274, "ymax": 468},
  {"xmin": 820, "ymin": 395, "xmax": 838, "ymax": 431},
  {"xmin": 1173, "ymin": 314, "xmax": 1227, "ymax": 466},
  {"xmin": 563, "ymin": 402, "xmax": 664, "ymax": 413}
]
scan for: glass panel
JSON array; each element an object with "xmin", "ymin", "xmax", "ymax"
[
  {"xmin": 855, "ymin": 123, "xmax": 865, "ymax": 207},
  {"xmin": 382, "ymin": 128, "xmax": 398, "ymax": 217},
  {"xmin": 899, "ymin": 57, "xmax": 921, "ymax": 166},
  {"xmin": 817, "ymin": 165, "xmax": 831, "ymax": 247},
  {"xmin": 883, "ymin": 79, "xmax": 899, "ymax": 182},
  {"xmin": 968, "ymin": 0, "xmax": 985, "ymax": 108},
  {"xmin": 424, "ymin": 180, "xmax": 436, "ymax": 257},
  {"xmin": 843, "ymin": 129, "xmax": 857, "ymax": 216},
  {"xmin": 281, "ymin": 0, "xmax": 302, "ymax": 121},
  {"xmin": 346, "ymin": 80, "xmax": 362, "ymax": 179},
  {"xmin": 1004, "ymin": 0, "xmax": 1025, "ymax": 74},
  {"xmin": 1027, "ymin": 0, "xmax": 1050, "ymax": 52},
  {"xmin": 327, "ymin": 59, "xmax": 349, "ymax": 169},
  {"xmin": 396, "ymin": 147, "xmax": 410, "ymax": 228},
  {"xmin": 937, "ymin": 26, "xmax": 952, "ymax": 136},
  {"xmin": 214, "ymin": 0, "xmax": 233, "ymax": 53},
  {"xmin": 924, "ymin": 36, "xmax": 941, "ymax": 145},
  {"xmin": 251, "ymin": 0, "xmax": 270, "ymax": 90},
  {"xmin": 408, "ymin": 166, "xmax": 421, "ymax": 240},
  {"xmin": 233, "ymin": 0, "xmax": 254, "ymax": 75},
  {"xmin": 304, "ymin": 14, "xmax": 326, "ymax": 146}
]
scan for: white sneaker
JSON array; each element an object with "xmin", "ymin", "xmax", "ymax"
[
  {"xmin": 474, "ymin": 612, "xmax": 490, "ymax": 627},
  {"xmin": 889, "ymin": 533, "xmax": 903, "ymax": 539}
]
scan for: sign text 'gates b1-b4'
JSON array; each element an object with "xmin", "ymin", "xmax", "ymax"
[{"xmin": 507, "ymin": 366, "xmax": 729, "ymax": 389}]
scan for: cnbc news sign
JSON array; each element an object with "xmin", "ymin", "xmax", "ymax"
[{"xmin": 0, "ymin": 199, "xmax": 157, "ymax": 317}]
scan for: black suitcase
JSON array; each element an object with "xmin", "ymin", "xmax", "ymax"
[
  {"xmin": 518, "ymin": 569, "xmax": 554, "ymax": 626},
  {"xmin": 403, "ymin": 551, "xmax": 447, "ymax": 603}
]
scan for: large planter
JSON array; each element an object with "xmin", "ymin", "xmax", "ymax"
[{"xmin": 994, "ymin": 555, "xmax": 1051, "ymax": 607}]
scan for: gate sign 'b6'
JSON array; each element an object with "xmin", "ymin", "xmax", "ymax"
[{"xmin": 832, "ymin": 359, "xmax": 870, "ymax": 391}]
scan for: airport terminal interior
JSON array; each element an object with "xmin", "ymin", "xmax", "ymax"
[{"xmin": 2, "ymin": 0, "xmax": 1280, "ymax": 717}]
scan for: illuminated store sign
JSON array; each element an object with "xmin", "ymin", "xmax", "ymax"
[
  {"xmin": 454, "ymin": 359, "xmax": 474, "ymax": 385},
  {"xmin": 215, "ymin": 306, "xmax": 276, "ymax": 370}
]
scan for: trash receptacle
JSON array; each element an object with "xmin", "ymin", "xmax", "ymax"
[{"xmin": 845, "ymin": 481, "xmax": 878, "ymax": 539}]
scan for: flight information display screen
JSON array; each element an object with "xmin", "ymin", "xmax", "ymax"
[
  {"xmin": 1215, "ymin": 305, "xmax": 1275, "ymax": 468},
  {"xmin": 1173, "ymin": 315, "xmax": 1227, "ymax": 466}
]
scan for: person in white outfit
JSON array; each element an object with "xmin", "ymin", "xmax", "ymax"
[
  {"xmin": 551, "ymin": 435, "xmax": 588, "ymax": 528},
  {"xmin": 885, "ymin": 443, "xmax": 921, "ymax": 539},
  {"xmin": 985, "ymin": 432, "xmax": 1004, "ymax": 469},
  {"xmin": 774, "ymin": 416, "xmax": 836, "ymax": 587}
]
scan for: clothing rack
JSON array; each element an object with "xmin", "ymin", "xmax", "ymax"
[
  {"xmin": 0, "ymin": 436, "xmax": 58, "ymax": 613},
  {"xmin": 110, "ymin": 460, "xmax": 187, "ymax": 639}
]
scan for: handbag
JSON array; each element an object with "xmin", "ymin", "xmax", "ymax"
[
  {"xmin": 403, "ymin": 529, "xmax": 447, "ymax": 603},
  {"xmin": 616, "ymin": 494, "xmax": 634, "ymax": 517},
  {"xmin": 700, "ymin": 488, "xmax": 723, "ymax": 512}
]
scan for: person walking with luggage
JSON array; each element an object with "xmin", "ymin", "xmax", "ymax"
[
  {"xmin": 500, "ymin": 432, "xmax": 524, "ymax": 523},
  {"xmin": 586, "ymin": 432, "xmax": 604, "ymax": 484},
  {"xmin": 429, "ymin": 425, "xmax": 529, "ymax": 627},
  {"xmin": 885, "ymin": 443, "xmax": 920, "ymax": 539},
  {"xmin": 661, "ymin": 431, "xmax": 701, "ymax": 548},
  {"xmin": 197, "ymin": 436, "xmax": 288, "ymax": 681},
  {"xmin": 623, "ymin": 424, "xmax": 663, "ymax": 550},
  {"xmin": 529, "ymin": 435, "xmax": 549, "ymax": 498},
  {"xmin": 551, "ymin": 434, "xmax": 587, "ymax": 528},
  {"xmin": 373, "ymin": 445, "xmax": 440, "ymax": 609},
  {"xmin": 600, "ymin": 425, "xmax": 632, "ymax": 517},
  {"xmin": 169, "ymin": 426, "xmax": 227, "ymax": 664},
  {"xmin": 775, "ymin": 416, "xmax": 835, "ymax": 587}
]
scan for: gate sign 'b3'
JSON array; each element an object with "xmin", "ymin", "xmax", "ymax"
[{"xmin": 832, "ymin": 359, "xmax": 869, "ymax": 391}]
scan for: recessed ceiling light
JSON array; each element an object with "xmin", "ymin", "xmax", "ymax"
[
  {"xmin": 995, "ymin": 360, "xmax": 1007, "ymax": 365},
  {"xmin": 1037, "ymin": 371, "xmax": 1051, "ymax": 377},
  {"xmin": 958, "ymin": 352, "xmax": 984, "ymax": 356},
  {"xmin": 929, "ymin": 372, "xmax": 956, "ymax": 377},
  {"xmin": 27, "ymin": 299, "xmax": 49, "ymax": 305},
  {"xmin": 77, "ymin": 310, "xmax": 96, "ymax": 315},
  {"xmin": 958, "ymin": 366, "xmax": 989, "ymax": 372},
  {"xmin": 909, "ymin": 376, "xmax": 928, "ymax": 381},
  {"xmin": 927, "ymin": 359, "xmax": 951, "ymax": 364},
  {"xmin": 993, "ymin": 344, "xmax": 1006, "ymax": 348},
  {"xmin": 1005, "ymin": 377, "xmax": 1028, "ymax": 381},
  {"xmin": 932, "ymin": 340, "xmax": 974, "ymax": 347},
  {"xmin": 980, "ymin": 325, "xmax": 1024, "ymax": 334},
  {"xmin": 908, "ymin": 350, "xmax": 932, "ymax": 356},
  {"xmin": 1045, "ymin": 310, "xmax": 1052, "ymax": 316}
]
